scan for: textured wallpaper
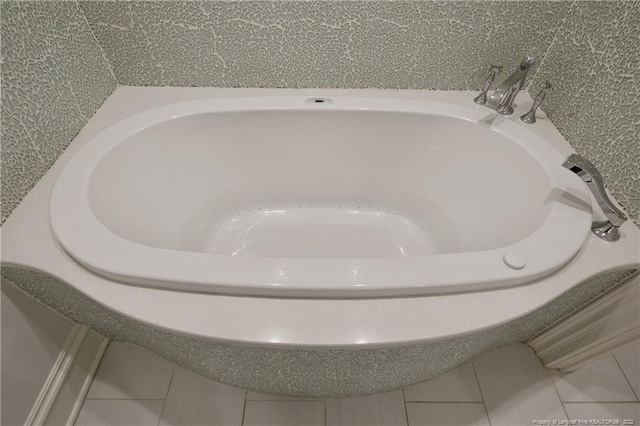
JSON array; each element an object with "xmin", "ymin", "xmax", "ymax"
[
  {"xmin": 2, "ymin": 0, "xmax": 637, "ymax": 228},
  {"xmin": 78, "ymin": 1, "xmax": 570, "ymax": 89},
  {"xmin": 0, "ymin": 1, "xmax": 117, "ymax": 224},
  {"xmin": 530, "ymin": 1, "xmax": 640, "ymax": 224}
]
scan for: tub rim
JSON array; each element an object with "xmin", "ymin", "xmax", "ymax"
[{"xmin": 49, "ymin": 96, "xmax": 592, "ymax": 297}]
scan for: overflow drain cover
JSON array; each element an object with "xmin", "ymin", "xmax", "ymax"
[{"xmin": 305, "ymin": 97, "xmax": 333, "ymax": 105}]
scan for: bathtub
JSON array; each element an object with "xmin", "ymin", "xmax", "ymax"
[
  {"xmin": 50, "ymin": 96, "xmax": 592, "ymax": 297},
  {"xmin": 4, "ymin": 88, "xmax": 638, "ymax": 397}
]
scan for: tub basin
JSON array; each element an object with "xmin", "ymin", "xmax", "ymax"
[{"xmin": 50, "ymin": 97, "xmax": 592, "ymax": 297}]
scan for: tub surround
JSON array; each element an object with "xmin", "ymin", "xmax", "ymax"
[
  {"xmin": 529, "ymin": 1, "xmax": 640, "ymax": 224},
  {"xmin": 0, "ymin": 1, "xmax": 116, "ymax": 224},
  {"xmin": 1, "ymin": 267, "xmax": 636, "ymax": 398},
  {"xmin": 78, "ymin": 1, "xmax": 569, "ymax": 89},
  {"xmin": 3, "ymin": 87, "xmax": 639, "ymax": 396}
]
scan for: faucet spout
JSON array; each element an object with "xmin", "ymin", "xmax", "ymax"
[
  {"xmin": 562, "ymin": 153, "xmax": 627, "ymax": 242},
  {"xmin": 486, "ymin": 56, "xmax": 535, "ymax": 115}
]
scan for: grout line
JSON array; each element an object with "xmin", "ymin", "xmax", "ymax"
[
  {"xmin": 240, "ymin": 390, "xmax": 248, "ymax": 426},
  {"xmin": 404, "ymin": 401, "xmax": 489, "ymax": 404},
  {"xmin": 613, "ymin": 351, "xmax": 640, "ymax": 402},
  {"xmin": 155, "ymin": 403, "xmax": 161, "ymax": 426},
  {"xmin": 247, "ymin": 395, "xmax": 324, "ymax": 402},
  {"xmin": 526, "ymin": 0, "xmax": 578, "ymax": 92},
  {"xmin": 156, "ymin": 366, "xmax": 176, "ymax": 424},
  {"xmin": 563, "ymin": 401, "xmax": 640, "ymax": 405},
  {"xmin": 550, "ymin": 372, "xmax": 571, "ymax": 420},
  {"xmin": 401, "ymin": 388, "xmax": 410, "ymax": 426},
  {"xmin": 70, "ymin": 337, "xmax": 111, "ymax": 425},
  {"xmin": 162, "ymin": 367, "xmax": 175, "ymax": 400},
  {"xmin": 471, "ymin": 361, "xmax": 493, "ymax": 426},
  {"xmin": 82, "ymin": 340, "xmax": 110, "ymax": 402},
  {"xmin": 323, "ymin": 399, "xmax": 327, "ymax": 426}
]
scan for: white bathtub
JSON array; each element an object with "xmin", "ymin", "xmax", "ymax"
[
  {"xmin": 5, "ymin": 88, "xmax": 639, "ymax": 397},
  {"xmin": 50, "ymin": 96, "xmax": 592, "ymax": 297}
]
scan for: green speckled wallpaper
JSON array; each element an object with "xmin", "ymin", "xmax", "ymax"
[
  {"xmin": 0, "ymin": 1, "xmax": 117, "ymax": 224},
  {"xmin": 530, "ymin": 1, "xmax": 640, "ymax": 225},
  {"xmin": 2, "ymin": 0, "xmax": 637, "ymax": 228},
  {"xmin": 78, "ymin": 1, "xmax": 569, "ymax": 89}
]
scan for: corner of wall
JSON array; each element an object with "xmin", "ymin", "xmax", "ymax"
[
  {"xmin": 75, "ymin": 0, "xmax": 118, "ymax": 85},
  {"xmin": 0, "ymin": 1, "xmax": 118, "ymax": 225},
  {"xmin": 528, "ymin": 0, "xmax": 640, "ymax": 226}
]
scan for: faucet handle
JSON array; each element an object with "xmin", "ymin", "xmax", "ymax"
[
  {"xmin": 562, "ymin": 153, "xmax": 627, "ymax": 241},
  {"xmin": 474, "ymin": 64, "xmax": 502, "ymax": 105},
  {"xmin": 521, "ymin": 81, "xmax": 552, "ymax": 124}
]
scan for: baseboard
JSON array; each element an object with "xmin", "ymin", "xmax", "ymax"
[
  {"xmin": 529, "ymin": 271, "xmax": 640, "ymax": 372},
  {"xmin": 543, "ymin": 327, "xmax": 639, "ymax": 372},
  {"xmin": 25, "ymin": 324, "xmax": 110, "ymax": 426}
]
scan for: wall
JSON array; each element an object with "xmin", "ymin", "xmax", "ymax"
[
  {"xmin": 0, "ymin": 1, "xmax": 117, "ymax": 224},
  {"xmin": 75, "ymin": 0, "xmax": 638, "ymax": 225},
  {"xmin": 78, "ymin": 1, "xmax": 569, "ymax": 89},
  {"xmin": 530, "ymin": 1, "xmax": 640, "ymax": 224},
  {"xmin": 1, "ymin": 2, "xmax": 637, "ymax": 226},
  {"xmin": 1, "ymin": 278, "xmax": 75, "ymax": 426}
]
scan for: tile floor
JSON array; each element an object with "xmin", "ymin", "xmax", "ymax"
[{"xmin": 75, "ymin": 339, "xmax": 639, "ymax": 426}]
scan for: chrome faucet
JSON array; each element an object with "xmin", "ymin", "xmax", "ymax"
[
  {"xmin": 483, "ymin": 56, "xmax": 536, "ymax": 115},
  {"xmin": 562, "ymin": 154, "xmax": 628, "ymax": 242},
  {"xmin": 521, "ymin": 81, "xmax": 552, "ymax": 124},
  {"xmin": 474, "ymin": 64, "xmax": 502, "ymax": 105}
]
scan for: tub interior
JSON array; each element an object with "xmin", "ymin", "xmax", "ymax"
[{"xmin": 89, "ymin": 110, "xmax": 551, "ymax": 258}]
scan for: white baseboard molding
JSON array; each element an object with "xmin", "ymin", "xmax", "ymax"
[
  {"xmin": 25, "ymin": 324, "xmax": 110, "ymax": 426},
  {"xmin": 529, "ymin": 271, "xmax": 640, "ymax": 372}
]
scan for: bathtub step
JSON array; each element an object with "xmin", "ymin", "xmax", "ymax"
[{"xmin": 202, "ymin": 207, "xmax": 438, "ymax": 258}]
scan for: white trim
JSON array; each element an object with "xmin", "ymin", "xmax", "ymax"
[
  {"xmin": 544, "ymin": 327, "xmax": 639, "ymax": 372},
  {"xmin": 25, "ymin": 324, "xmax": 109, "ymax": 426},
  {"xmin": 529, "ymin": 271, "xmax": 640, "ymax": 372}
]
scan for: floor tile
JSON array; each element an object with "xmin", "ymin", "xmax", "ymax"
[
  {"xmin": 564, "ymin": 402, "xmax": 640, "ymax": 422},
  {"xmin": 473, "ymin": 344, "xmax": 567, "ymax": 426},
  {"xmin": 158, "ymin": 367, "xmax": 245, "ymax": 426},
  {"xmin": 326, "ymin": 390, "xmax": 407, "ymax": 426},
  {"xmin": 554, "ymin": 355, "xmax": 637, "ymax": 402},
  {"xmin": 406, "ymin": 403, "xmax": 490, "ymax": 426},
  {"xmin": 614, "ymin": 338, "xmax": 640, "ymax": 398},
  {"xmin": 242, "ymin": 401, "xmax": 325, "ymax": 426},
  {"xmin": 75, "ymin": 399, "xmax": 163, "ymax": 426},
  {"xmin": 403, "ymin": 363, "xmax": 483, "ymax": 402},
  {"xmin": 86, "ymin": 342, "xmax": 174, "ymax": 399}
]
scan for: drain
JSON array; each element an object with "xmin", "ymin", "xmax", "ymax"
[{"xmin": 305, "ymin": 97, "xmax": 333, "ymax": 105}]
